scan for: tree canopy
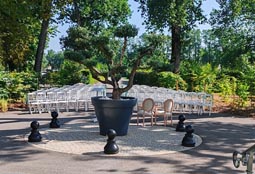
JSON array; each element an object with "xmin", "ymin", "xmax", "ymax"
[{"xmin": 135, "ymin": 0, "xmax": 206, "ymax": 73}]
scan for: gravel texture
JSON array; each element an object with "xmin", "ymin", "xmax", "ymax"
[{"xmin": 26, "ymin": 120, "xmax": 202, "ymax": 156}]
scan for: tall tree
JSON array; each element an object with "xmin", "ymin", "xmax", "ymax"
[
  {"xmin": 60, "ymin": 0, "xmax": 131, "ymax": 29},
  {"xmin": 200, "ymin": 30, "xmax": 222, "ymax": 65},
  {"xmin": 135, "ymin": 0, "xmax": 205, "ymax": 73},
  {"xmin": 33, "ymin": 0, "xmax": 70, "ymax": 73},
  {"xmin": 0, "ymin": 0, "xmax": 40, "ymax": 71},
  {"xmin": 210, "ymin": 0, "xmax": 255, "ymax": 68},
  {"xmin": 182, "ymin": 29, "xmax": 202, "ymax": 62},
  {"xmin": 34, "ymin": 0, "xmax": 53, "ymax": 73}
]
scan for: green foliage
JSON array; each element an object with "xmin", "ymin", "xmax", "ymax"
[
  {"xmin": 0, "ymin": 99, "xmax": 8, "ymax": 112},
  {"xmin": 0, "ymin": 0, "xmax": 41, "ymax": 71},
  {"xmin": 0, "ymin": 71, "xmax": 38, "ymax": 102},
  {"xmin": 221, "ymin": 65, "xmax": 255, "ymax": 95},
  {"xmin": 61, "ymin": 0, "xmax": 131, "ymax": 31},
  {"xmin": 63, "ymin": 21, "xmax": 164, "ymax": 99},
  {"xmin": 114, "ymin": 24, "xmax": 138, "ymax": 38},
  {"xmin": 7, "ymin": 72, "xmax": 38, "ymax": 101},
  {"xmin": 80, "ymin": 69, "xmax": 94, "ymax": 84},
  {"xmin": 214, "ymin": 75, "xmax": 237, "ymax": 101},
  {"xmin": 236, "ymin": 82, "xmax": 250, "ymax": 107},
  {"xmin": 134, "ymin": 70, "xmax": 187, "ymax": 90},
  {"xmin": 135, "ymin": 0, "xmax": 205, "ymax": 30},
  {"xmin": 209, "ymin": 0, "xmax": 254, "ymax": 70},
  {"xmin": 242, "ymin": 64, "xmax": 255, "ymax": 95},
  {"xmin": 158, "ymin": 72, "xmax": 187, "ymax": 90},
  {"xmin": 42, "ymin": 60, "xmax": 86, "ymax": 86},
  {"xmin": 45, "ymin": 50, "xmax": 64, "ymax": 70},
  {"xmin": 180, "ymin": 61, "xmax": 218, "ymax": 92},
  {"xmin": 134, "ymin": 70, "xmax": 158, "ymax": 86},
  {"xmin": 135, "ymin": 0, "xmax": 206, "ymax": 73},
  {"xmin": 182, "ymin": 29, "xmax": 202, "ymax": 61}
]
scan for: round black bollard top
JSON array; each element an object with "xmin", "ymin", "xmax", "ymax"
[
  {"xmin": 178, "ymin": 114, "xmax": 186, "ymax": 122},
  {"xmin": 107, "ymin": 129, "xmax": 116, "ymax": 140},
  {"xmin": 185, "ymin": 124, "xmax": 194, "ymax": 134},
  {"xmin": 30, "ymin": 120, "xmax": 40, "ymax": 129},
  {"xmin": 51, "ymin": 111, "xmax": 58, "ymax": 118}
]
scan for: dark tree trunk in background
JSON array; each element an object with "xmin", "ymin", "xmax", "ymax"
[
  {"xmin": 34, "ymin": 18, "xmax": 50, "ymax": 73},
  {"xmin": 171, "ymin": 25, "xmax": 181, "ymax": 74}
]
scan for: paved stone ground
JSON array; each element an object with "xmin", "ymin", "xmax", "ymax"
[
  {"xmin": 0, "ymin": 110, "xmax": 254, "ymax": 174},
  {"xmin": 25, "ymin": 120, "xmax": 202, "ymax": 156}
]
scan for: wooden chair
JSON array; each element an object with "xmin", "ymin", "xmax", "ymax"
[
  {"xmin": 154, "ymin": 99, "xmax": 174, "ymax": 126},
  {"xmin": 137, "ymin": 98, "xmax": 155, "ymax": 126}
]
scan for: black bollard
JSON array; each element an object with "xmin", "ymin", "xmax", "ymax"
[
  {"xmin": 49, "ymin": 111, "xmax": 60, "ymax": 128},
  {"xmin": 176, "ymin": 114, "xmax": 186, "ymax": 132},
  {"xmin": 28, "ymin": 121, "xmax": 42, "ymax": 142},
  {"xmin": 182, "ymin": 125, "xmax": 196, "ymax": 147},
  {"xmin": 104, "ymin": 129, "xmax": 119, "ymax": 154}
]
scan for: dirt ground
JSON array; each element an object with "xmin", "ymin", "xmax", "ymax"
[{"xmin": 212, "ymin": 93, "xmax": 255, "ymax": 117}]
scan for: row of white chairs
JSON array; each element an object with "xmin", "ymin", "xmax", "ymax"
[
  {"xmin": 27, "ymin": 83, "xmax": 213, "ymax": 115},
  {"xmin": 125, "ymin": 85, "xmax": 213, "ymax": 116},
  {"xmin": 27, "ymin": 83, "xmax": 106, "ymax": 114}
]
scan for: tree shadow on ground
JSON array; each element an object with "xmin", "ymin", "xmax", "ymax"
[
  {"xmin": 74, "ymin": 114, "xmax": 254, "ymax": 174},
  {"xmin": 0, "ymin": 111, "xmax": 253, "ymax": 173}
]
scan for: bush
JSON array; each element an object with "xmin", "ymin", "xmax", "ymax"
[
  {"xmin": 42, "ymin": 60, "xmax": 88, "ymax": 86},
  {"xmin": 0, "ymin": 71, "xmax": 37, "ymax": 102},
  {"xmin": 214, "ymin": 75, "xmax": 237, "ymax": 101},
  {"xmin": 0, "ymin": 99, "xmax": 8, "ymax": 112},
  {"xmin": 236, "ymin": 82, "xmax": 250, "ymax": 107},
  {"xmin": 158, "ymin": 72, "xmax": 187, "ymax": 90},
  {"xmin": 180, "ymin": 61, "xmax": 217, "ymax": 92},
  {"xmin": 134, "ymin": 70, "xmax": 159, "ymax": 86},
  {"xmin": 134, "ymin": 70, "xmax": 187, "ymax": 90}
]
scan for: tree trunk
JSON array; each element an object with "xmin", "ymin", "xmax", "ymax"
[
  {"xmin": 73, "ymin": 0, "xmax": 81, "ymax": 26},
  {"xmin": 6, "ymin": 59, "xmax": 15, "ymax": 71},
  {"xmin": 112, "ymin": 88, "xmax": 122, "ymax": 100},
  {"xmin": 171, "ymin": 25, "xmax": 181, "ymax": 74},
  {"xmin": 34, "ymin": 18, "xmax": 50, "ymax": 73}
]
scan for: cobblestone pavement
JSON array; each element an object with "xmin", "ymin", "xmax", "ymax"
[{"xmin": 0, "ymin": 110, "xmax": 254, "ymax": 174}]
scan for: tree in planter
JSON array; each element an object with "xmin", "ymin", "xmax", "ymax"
[{"xmin": 62, "ymin": 24, "xmax": 164, "ymax": 99}]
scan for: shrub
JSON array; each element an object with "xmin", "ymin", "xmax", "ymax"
[
  {"xmin": 214, "ymin": 75, "xmax": 237, "ymax": 102},
  {"xmin": 0, "ymin": 99, "xmax": 8, "ymax": 112},
  {"xmin": 134, "ymin": 70, "xmax": 187, "ymax": 90},
  {"xmin": 180, "ymin": 61, "xmax": 217, "ymax": 92},
  {"xmin": 158, "ymin": 72, "xmax": 187, "ymax": 90},
  {"xmin": 42, "ymin": 60, "xmax": 88, "ymax": 86},
  {"xmin": 235, "ymin": 82, "xmax": 250, "ymax": 107},
  {"xmin": 134, "ymin": 70, "xmax": 158, "ymax": 86},
  {"xmin": 0, "ymin": 71, "xmax": 37, "ymax": 102}
]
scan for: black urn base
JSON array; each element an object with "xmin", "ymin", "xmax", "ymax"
[{"xmin": 91, "ymin": 96, "xmax": 137, "ymax": 136}]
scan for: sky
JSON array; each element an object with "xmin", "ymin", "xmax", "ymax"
[{"xmin": 47, "ymin": 0, "xmax": 219, "ymax": 52}]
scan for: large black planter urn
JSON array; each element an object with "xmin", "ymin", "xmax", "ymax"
[{"xmin": 91, "ymin": 96, "xmax": 137, "ymax": 136}]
